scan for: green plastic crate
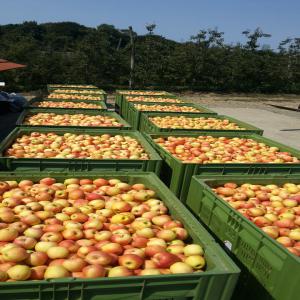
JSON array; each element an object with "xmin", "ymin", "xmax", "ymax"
[
  {"xmin": 28, "ymin": 98, "xmax": 107, "ymax": 111},
  {"xmin": 116, "ymin": 89, "xmax": 175, "ymax": 96},
  {"xmin": 144, "ymin": 132, "xmax": 300, "ymax": 202},
  {"xmin": 0, "ymin": 171, "xmax": 239, "ymax": 300},
  {"xmin": 126, "ymin": 102, "xmax": 216, "ymax": 130},
  {"xmin": 47, "ymin": 84, "xmax": 99, "ymax": 88},
  {"xmin": 49, "ymin": 89, "xmax": 105, "ymax": 93},
  {"xmin": 47, "ymin": 84, "xmax": 99, "ymax": 92},
  {"xmin": 46, "ymin": 94, "xmax": 106, "ymax": 101},
  {"xmin": 48, "ymin": 90, "xmax": 107, "ymax": 101},
  {"xmin": 186, "ymin": 174, "xmax": 300, "ymax": 300},
  {"xmin": 119, "ymin": 94, "xmax": 180, "ymax": 119},
  {"xmin": 115, "ymin": 90, "xmax": 175, "ymax": 115},
  {"xmin": 139, "ymin": 113, "xmax": 263, "ymax": 135},
  {"xmin": 16, "ymin": 108, "xmax": 131, "ymax": 130},
  {"xmin": 0, "ymin": 128, "xmax": 162, "ymax": 172},
  {"xmin": 48, "ymin": 87, "xmax": 108, "ymax": 101}
]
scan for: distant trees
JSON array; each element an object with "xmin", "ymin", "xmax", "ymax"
[
  {"xmin": 145, "ymin": 23, "xmax": 156, "ymax": 35},
  {"xmin": 242, "ymin": 28, "xmax": 271, "ymax": 51},
  {"xmin": 0, "ymin": 22, "xmax": 299, "ymax": 93}
]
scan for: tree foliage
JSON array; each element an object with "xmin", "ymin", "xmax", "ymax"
[{"xmin": 0, "ymin": 21, "xmax": 299, "ymax": 93}]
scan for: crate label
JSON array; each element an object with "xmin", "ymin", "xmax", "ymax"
[{"xmin": 224, "ymin": 240, "xmax": 232, "ymax": 251}]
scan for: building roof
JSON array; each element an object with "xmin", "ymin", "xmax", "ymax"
[{"xmin": 0, "ymin": 59, "xmax": 26, "ymax": 72}]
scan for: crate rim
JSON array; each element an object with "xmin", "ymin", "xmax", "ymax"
[
  {"xmin": 123, "ymin": 94, "xmax": 179, "ymax": 100},
  {"xmin": 48, "ymin": 84, "xmax": 99, "ymax": 88},
  {"xmin": 49, "ymin": 86, "xmax": 105, "ymax": 90},
  {"xmin": 0, "ymin": 127, "xmax": 162, "ymax": 161},
  {"xmin": 45, "ymin": 95, "xmax": 105, "ymax": 101},
  {"xmin": 49, "ymin": 92, "xmax": 106, "ymax": 96},
  {"xmin": 49, "ymin": 90, "xmax": 106, "ymax": 94},
  {"xmin": 129, "ymin": 101, "xmax": 216, "ymax": 115},
  {"xmin": 145, "ymin": 131, "xmax": 300, "ymax": 164},
  {"xmin": 142, "ymin": 112, "xmax": 263, "ymax": 133},
  {"xmin": 28, "ymin": 97, "xmax": 107, "ymax": 110},
  {"xmin": 0, "ymin": 266, "xmax": 237, "ymax": 287},
  {"xmin": 116, "ymin": 89, "xmax": 174, "ymax": 96},
  {"xmin": 16, "ymin": 108, "xmax": 131, "ymax": 129}
]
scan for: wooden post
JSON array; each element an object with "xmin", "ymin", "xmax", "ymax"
[{"xmin": 128, "ymin": 26, "xmax": 135, "ymax": 89}]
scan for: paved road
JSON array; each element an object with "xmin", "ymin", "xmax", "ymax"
[{"xmin": 209, "ymin": 106, "xmax": 300, "ymax": 149}]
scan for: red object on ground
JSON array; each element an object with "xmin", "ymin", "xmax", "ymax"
[{"xmin": 0, "ymin": 59, "xmax": 26, "ymax": 72}]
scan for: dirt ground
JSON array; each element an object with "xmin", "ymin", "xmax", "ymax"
[{"xmin": 176, "ymin": 92, "xmax": 300, "ymax": 149}]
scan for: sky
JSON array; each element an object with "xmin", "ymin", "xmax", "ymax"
[{"xmin": 0, "ymin": 0, "xmax": 299, "ymax": 49}]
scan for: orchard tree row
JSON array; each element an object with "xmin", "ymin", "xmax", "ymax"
[{"xmin": 0, "ymin": 21, "xmax": 299, "ymax": 93}]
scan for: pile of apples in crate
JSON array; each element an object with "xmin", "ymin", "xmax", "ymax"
[
  {"xmin": 0, "ymin": 177, "xmax": 205, "ymax": 281},
  {"xmin": 119, "ymin": 91, "xmax": 170, "ymax": 96},
  {"xmin": 127, "ymin": 96, "xmax": 184, "ymax": 103},
  {"xmin": 5, "ymin": 133, "xmax": 149, "ymax": 159},
  {"xmin": 213, "ymin": 182, "xmax": 300, "ymax": 255},
  {"xmin": 134, "ymin": 104, "xmax": 204, "ymax": 113},
  {"xmin": 149, "ymin": 116, "xmax": 246, "ymax": 130},
  {"xmin": 48, "ymin": 94, "xmax": 101, "ymax": 101},
  {"xmin": 32, "ymin": 101, "xmax": 102, "ymax": 109},
  {"xmin": 49, "ymin": 85, "xmax": 96, "ymax": 89},
  {"xmin": 154, "ymin": 136, "xmax": 299, "ymax": 164},
  {"xmin": 23, "ymin": 113, "xmax": 124, "ymax": 128},
  {"xmin": 51, "ymin": 89, "xmax": 103, "ymax": 95}
]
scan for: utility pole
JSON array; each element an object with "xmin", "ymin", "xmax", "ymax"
[{"xmin": 128, "ymin": 26, "xmax": 135, "ymax": 89}]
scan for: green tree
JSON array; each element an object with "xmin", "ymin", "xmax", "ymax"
[{"xmin": 0, "ymin": 21, "xmax": 299, "ymax": 94}]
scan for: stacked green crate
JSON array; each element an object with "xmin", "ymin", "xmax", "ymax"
[
  {"xmin": 3, "ymin": 79, "xmax": 299, "ymax": 299},
  {"xmin": 0, "ymin": 128, "xmax": 162, "ymax": 172},
  {"xmin": 111, "ymin": 86, "xmax": 300, "ymax": 300},
  {"xmin": 47, "ymin": 83, "xmax": 107, "ymax": 101},
  {"xmin": 119, "ymin": 94, "xmax": 180, "ymax": 118},
  {"xmin": 115, "ymin": 90, "xmax": 176, "ymax": 116},
  {"xmin": 0, "ymin": 171, "xmax": 239, "ymax": 300},
  {"xmin": 139, "ymin": 112, "xmax": 263, "ymax": 135},
  {"xmin": 47, "ymin": 84, "xmax": 99, "ymax": 92},
  {"xmin": 186, "ymin": 174, "xmax": 300, "ymax": 300},
  {"xmin": 49, "ymin": 89, "xmax": 107, "ymax": 101},
  {"xmin": 144, "ymin": 131, "xmax": 300, "ymax": 202}
]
